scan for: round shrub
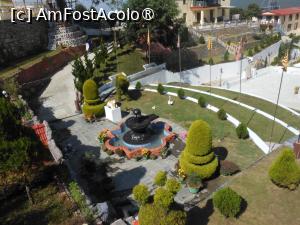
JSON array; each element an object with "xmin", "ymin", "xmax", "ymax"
[
  {"xmin": 138, "ymin": 204, "xmax": 166, "ymax": 225},
  {"xmin": 164, "ymin": 210, "xmax": 186, "ymax": 225},
  {"xmin": 217, "ymin": 108, "xmax": 227, "ymax": 120},
  {"xmin": 154, "ymin": 188, "xmax": 174, "ymax": 209},
  {"xmin": 157, "ymin": 83, "xmax": 165, "ymax": 95},
  {"xmin": 177, "ymin": 88, "xmax": 185, "ymax": 99},
  {"xmin": 154, "ymin": 171, "xmax": 167, "ymax": 187},
  {"xmin": 135, "ymin": 81, "xmax": 142, "ymax": 90},
  {"xmin": 213, "ymin": 187, "xmax": 242, "ymax": 218},
  {"xmin": 179, "ymin": 120, "xmax": 218, "ymax": 179},
  {"xmin": 132, "ymin": 184, "xmax": 150, "ymax": 205},
  {"xmin": 83, "ymin": 79, "xmax": 98, "ymax": 100},
  {"xmin": 236, "ymin": 123, "xmax": 249, "ymax": 139},
  {"xmin": 269, "ymin": 148, "xmax": 300, "ymax": 190},
  {"xmin": 166, "ymin": 178, "xmax": 181, "ymax": 194},
  {"xmin": 198, "ymin": 96, "xmax": 207, "ymax": 108}
]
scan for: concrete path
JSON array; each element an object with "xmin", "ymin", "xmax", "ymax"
[{"xmin": 230, "ymin": 66, "xmax": 300, "ymax": 111}]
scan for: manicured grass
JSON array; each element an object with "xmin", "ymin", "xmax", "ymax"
[
  {"xmin": 94, "ymin": 44, "xmax": 145, "ymax": 80},
  {"xmin": 189, "ymin": 85, "xmax": 300, "ymax": 130},
  {"xmin": 0, "ymin": 182, "xmax": 82, "ymax": 225},
  {"xmin": 193, "ymin": 148, "xmax": 300, "ymax": 225},
  {"xmin": 149, "ymin": 86, "xmax": 294, "ymax": 143},
  {"xmin": 0, "ymin": 49, "xmax": 62, "ymax": 80},
  {"xmin": 122, "ymin": 91, "xmax": 264, "ymax": 170}
]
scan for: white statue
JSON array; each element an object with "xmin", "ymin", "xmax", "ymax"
[{"xmin": 168, "ymin": 96, "xmax": 174, "ymax": 105}]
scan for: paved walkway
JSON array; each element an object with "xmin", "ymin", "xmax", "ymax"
[{"xmin": 230, "ymin": 66, "xmax": 300, "ymax": 111}]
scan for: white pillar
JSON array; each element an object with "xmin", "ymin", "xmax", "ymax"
[
  {"xmin": 200, "ymin": 10, "xmax": 204, "ymax": 26},
  {"xmin": 214, "ymin": 9, "xmax": 218, "ymax": 24}
]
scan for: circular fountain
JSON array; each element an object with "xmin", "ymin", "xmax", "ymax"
[{"xmin": 123, "ymin": 109, "xmax": 159, "ymax": 145}]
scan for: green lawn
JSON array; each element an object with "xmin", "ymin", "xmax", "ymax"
[
  {"xmin": 188, "ymin": 85, "xmax": 300, "ymax": 130},
  {"xmin": 148, "ymin": 86, "xmax": 294, "ymax": 143},
  {"xmin": 94, "ymin": 44, "xmax": 145, "ymax": 81},
  {"xmin": 122, "ymin": 91, "xmax": 264, "ymax": 170},
  {"xmin": 193, "ymin": 148, "xmax": 300, "ymax": 225},
  {"xmin": 0, "ymin": 49, "xmax": 62, "ymax": 80}
]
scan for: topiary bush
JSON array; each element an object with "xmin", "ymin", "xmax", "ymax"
[
  {"xmin": 198, "ymin": 96, "xmax": 207, "ymax": 108},
  {"xmin": 269, "ymin": 148, "xmax": 300, "ymax": 190},
  {"xmin": 135, "ymin": 81, "xmax": 142, "ymax": 90},
  {"xmin": 116, "ymin": 74, "xmax": 129, "ymax": 95},
  {"xmin": 157, "ymin": 83, "xmax": 165, "ymax": 95},
  {"xmin": 236, "ymin": 123, "xmax": 249, "ymax": 139},
  {"xmin": 179, "ymin": 120, "xmax": 218, "ymax": 179},
  {"xmin": 217, "ymin": 108, "xmax": 227, "ymax": 120},
  {"xmin": 220, "ymin": 160, "xmax": 240, "ymax": 176},
  {"xmin": 138, "ymin": 204, "xmax": 186, "ymax": 225},
  {"xmin": 82, "ymin": 79, "xmax": 105, "ymax": 118},
  {"xmin": 165, "ymin": 178, "xmax": 181, "ymax": 194},
  {"xmin": 213, "ymin": 187, "xmax": 242, "ymax": 218},
  {"xmin": 177, "ymin": 88, "xmax": 185, "ymax": 99},
  {"xmin": 154, "ymin": 188, "xmax": 174, "ymax": 209},
  {"xmin": 154, "ymin": 171, "xmax": 167, "ymax": 186},
  {"xmin": 132, "ymin": 184, "xmax": 150, "ymax": 205}
]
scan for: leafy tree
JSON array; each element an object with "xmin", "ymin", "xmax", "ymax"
[
  {"xmin": 166, "ymin": 48, "xmax": 200, "ymax": 72},
  {"xmin": 75, "ymin": 3, "xmax": 87, "ymax": 13},
  {"xmin": 245, "ymin": 3, "xmax": 261, "ymax": 19},
  {"xmin": 198, "ymin": 96, "xmax": 207, "ymax": 108},
  {"xmin": 165, "ymin": 178, "xmax": 181, "ymax": 194},
  {"xmin": 94, "ymin": 40, "xmax": 108, "ymax": 69},
  {"xmin": 247, "ymin": 48, "xmax": 253, "ymax": 57},
  {"xmin": 224, "ymin": 50, "xmax": 230, "ymax": 62},
  {"xmin": 177, "ymin": 88, "xmax": 185, "ymax": 99},
  {"xmin": 123, "ymin": 0, "xmax": 179, "ymax": 45},
  {"xmin": 133, "ymin": 184, "xmax": 150, "ymax": 205},
  {"xmin": 157, "ymin": 83, "xmax": 165, "ymax": 95},
  {"xmin": 116, "ymin": 75, "xmax": 129, "ymax": 95},
  {"xmin": 217, "ymin": 108, "xmax": 227, "ymax": 120},
  {"xmin": 236, "ymin": 123, "xmax": 249, "ymax": 139},
  {"xmin": 135, "ymin": 81, "xmax": 142, "ymax": 90},
  {"xmin": 72, "ymin": 57, "xmax": 92, "ymax": 93}
]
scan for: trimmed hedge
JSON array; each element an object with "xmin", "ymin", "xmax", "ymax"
[
  {"xmin": 179, "ymin": 120, "xmax": 218, "ymax": 179},
  {"xmin": 157, "ymin": 83, "xmax": 165, "ymax": 95},
  {"xmin": 136, "ymin": 81, "xmax": 142, "ymax": 90},
  {"xmin": 213, "ymin": 187, "xmax": 242, "ymax": 218},
  {"xmin": 236, "ymin": 123, "xmax": 249, "ymax": 139},
  {"xmin": 177, "ymin": 88, "xmax": 185, "ymax": 99},
  {"xmin": 217, "ymin": 108, "xmax": 227, "ymax": 120},
  {"xmin": 269, "ymin": 148, "xmax": 300, "ymax": 190},
  {"xmin": 132, "ymin": 184, "xmax": 150, "ymax": 205},
  {"xmin": 181, "ymin": 151, "xmax": 215, "ymax": 165},
  {"xmin": 154, "ymin": 188, "xmax": 174, "ymax": 209},
  {"xmin": 83, "ymin": 79, "xmax": 98, "ymax": 100},
  {"xmin": 198, "ymin": 96, "xmax": 207, "ymax": 108},
  {"xmin": 165, "ymin": 178, "xmax": 181, "ymax": 194},
  {"xmin": 82, "ymin": 102, "xmax": 105, "ymax": 117},
  {"xmin": 185, "ymin": 120, "xmax": 212, "ymax": 156}
]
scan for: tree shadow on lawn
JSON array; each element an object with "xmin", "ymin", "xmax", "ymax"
[
  {"xmin": 186, "ymin": 199, "xmax": 214, "ymax": 225},
  {"xmin": 236, "ymin": 197, "xmax": 248, "ymax": 218}
]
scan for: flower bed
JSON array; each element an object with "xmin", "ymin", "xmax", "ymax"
[{"xmin": 103, "ymin": 123, "xmax": 176, "ymax": 159}]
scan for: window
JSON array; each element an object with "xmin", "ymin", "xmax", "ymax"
[
  {"xmin": 288, "ymin": 24, "xmax": 292, "ymax": 31},
  {"xmin": 289, "ymin": 15, "xmax": 293, "ymax": 21},
  {"xmin": 183, "ymin": 0, "xmax": 186, "ymax": 4},
  {"xmin": 297, "ymin": 14, "xmax": 299, "ymax": 20},
  {"xmin": 294, "ymin": 23, "xmax": 298, "ymax": 30}
]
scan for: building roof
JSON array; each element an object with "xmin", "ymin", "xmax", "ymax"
[{"xmin": 262, "ymin": 7, "xmax": 300, "ymax": 16}]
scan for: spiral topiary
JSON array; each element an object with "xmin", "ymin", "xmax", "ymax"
[
  {"xmin": 82, "ymin": 79, "xmax": 105, "ymax": 117},
  {"xmin": 179, "ymin": 120, "xmax": 218, "ymax": 179}
]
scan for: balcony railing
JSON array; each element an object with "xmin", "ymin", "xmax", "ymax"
[{"xmin": 192, "ymin": 0, "xmax": 220, "ymax": 7}]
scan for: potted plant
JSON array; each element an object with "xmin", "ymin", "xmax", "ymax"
[
  {"xmin": 141, "ymin": 148, "xmax": 150, "ymax": 160},
  {"xmin": 187, "ymin": 173, "xmax": 203, "ymax": 194},
  {"xmin": 294, "ymin": 135, "xmax": 300, "ymax": 159},
  {"xmin": 178, "ymin": 168, "xmax": 186, "ymax": 184}
]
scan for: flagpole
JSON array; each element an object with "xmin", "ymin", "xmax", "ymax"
[{"xmin": 269, "ymin": 68, "xmax": 284, "ymax": 152}]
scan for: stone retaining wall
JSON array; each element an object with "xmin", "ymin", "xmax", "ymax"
[{"xmin": 0, "ymin": 20, "xmax": 48, "ymax": 67}]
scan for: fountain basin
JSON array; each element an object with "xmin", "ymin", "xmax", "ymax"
[{"xmin": 104, "ymin": 121, "xmax": 176, "ymax": 159}]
